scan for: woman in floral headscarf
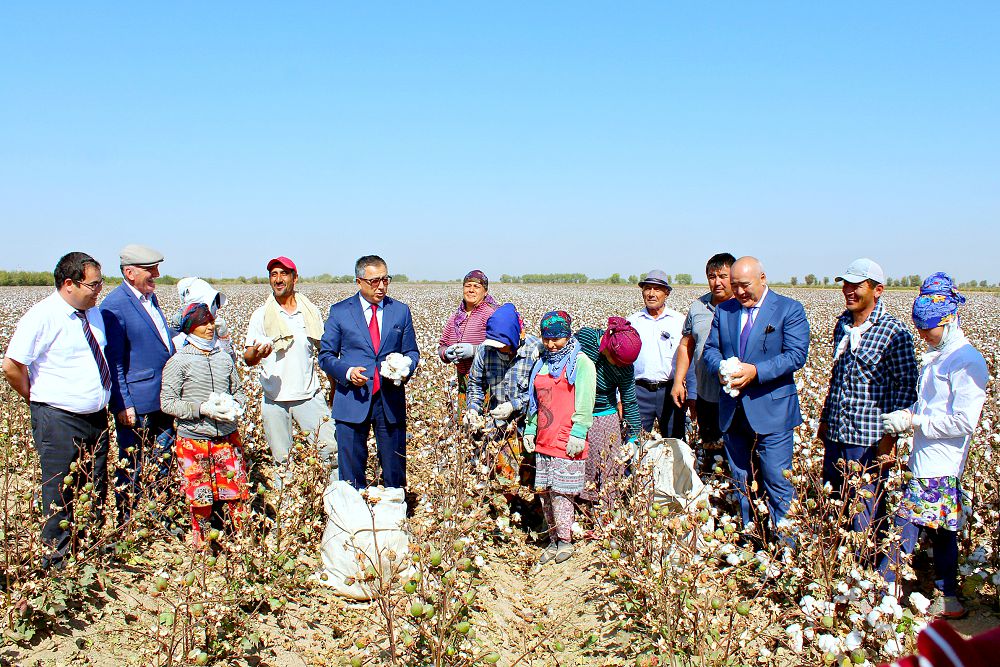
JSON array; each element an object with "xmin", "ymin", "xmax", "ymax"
[
  {"xmin": 575, "ymin": 317, "xmax": 642, "ymax": 529},
  {"xmin": 879, "ymin": 273, "xmax": 988, "ymax": 619},
  {"xmin": 523, "ymin": 311, "xmax": 596, "ymax": 565},
  {"xmin": 438, "ymin": 270, "xmax": 499, "ymax": 417}
]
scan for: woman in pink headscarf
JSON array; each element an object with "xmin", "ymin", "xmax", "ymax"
[
  {"xmin": 438, "ymin": 270, "xmax": 499, "ymax": 416},
  {"xmin": 575, "ymin": 317, "xmax": 642, "ymax": 529}
]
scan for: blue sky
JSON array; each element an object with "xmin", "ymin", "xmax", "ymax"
[{"xmin": 2, "ymin": 3, "xmax": 998, "ymax": 283}]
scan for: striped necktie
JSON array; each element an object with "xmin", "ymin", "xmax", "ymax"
[{"xmin": 75, "ymin": 309, "xmax": 112, "ymax": 390}]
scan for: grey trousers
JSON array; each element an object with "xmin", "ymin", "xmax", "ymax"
[{"xmin": 261, "ymin": 390, "xmax": 338, "ymax": 487}]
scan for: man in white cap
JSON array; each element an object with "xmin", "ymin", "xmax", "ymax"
[
  {"xmin": 819, "ymin": 258, "xmax": 918, "ymax": 534},
  {"xmin": 100, "ymin": 243, "xmax": 177, "ymax": 531},
  {"xmin": 627, "ymin": 270, "xmax": 688, "ymax": 439},
  {"xmin": 245, "ymin": 256, "xmax": 337, "ymax": 488}
]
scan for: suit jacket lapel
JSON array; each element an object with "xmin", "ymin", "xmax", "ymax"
[
  {"xmin": 125, "ymin": 285, "xmax": 169, "ymax": 351},
  {"xmin": 380, "ymin": 298, "xmax": 394, "ymax": 347},
  {"xmin": 352, "ymin": 294, "xmax": 377, "ymax": 353},
  {"xmin": 150, "ymin": 293, "xmax": 174, "ymax": 353},
  {"xmin": 728, "ymin": 305, "xmax": 742, "ymax": 357},
  {"xmin": 745, "ymin": 293, "xmax": 778, "ymax": 359}
]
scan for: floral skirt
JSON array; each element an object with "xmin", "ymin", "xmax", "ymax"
[
  {"xmin": 175, "ymin": 431, "xmax": 250, "ymax": 507},
  {"xmin": 534, "ymin": 452, "xmax": 586, "ymax": 494},
  {"xmin": 897, "ymin": 475, "xmax": 962, "ymax": 531}
]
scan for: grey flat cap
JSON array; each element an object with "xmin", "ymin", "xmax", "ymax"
[
  {"xmin": 638, "ymin": 269, "xmax": 671, "ymax": 289},
  {"xmin": 120, "ymin": 244, "xmax": 164, "ymax": 267}
]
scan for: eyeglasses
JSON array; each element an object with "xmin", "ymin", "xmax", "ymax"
[
  {"xmin": 358, "ymin": 276, "xmax": 392, "ymax": 287},
  {"xmin": 74, "ymin": 278, "xmax": 104, "ymax": 292}
]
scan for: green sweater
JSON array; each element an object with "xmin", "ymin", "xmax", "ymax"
[
  {"xmin": 524, "ymin": 352, "xmax": 596, "ymax": 440},
  {"xmin": 575, "ymin": 327, "xmax": 642, "ymax": 442}
]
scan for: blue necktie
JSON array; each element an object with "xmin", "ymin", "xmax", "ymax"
[{"xmin": 739, "ymin": 308, "xmax": 755, "ymax": 358}]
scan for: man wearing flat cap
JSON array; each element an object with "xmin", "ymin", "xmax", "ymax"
[
  {"xmin": 627, "ymin": 270, "xmax": 688, "ymax": 439},
  {"xmin": 100, "ymin": 244, "xmax": 177, "ymax": 530}
]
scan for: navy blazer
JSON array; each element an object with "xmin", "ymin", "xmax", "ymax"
[
  {"xmin": 318, "ymin": 294, "xmax": 420, "ymax": 426},
  {"xmin": 702, "ymin": 290, "xmax": 810, "ymax": 435},
  {"xmin": 100, "ymin": 283, "xmax": 175, "ymax": 415}
]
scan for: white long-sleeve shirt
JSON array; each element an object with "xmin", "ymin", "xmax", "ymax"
[{"xmin": 907, "ymin": 332, "xmax": 989, "ymax": 478}]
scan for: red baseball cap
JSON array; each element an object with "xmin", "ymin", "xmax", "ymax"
[{"xmin": 267, "ymin": 256, "xmax": 297, "ymax": 273}]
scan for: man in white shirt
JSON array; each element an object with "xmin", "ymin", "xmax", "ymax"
[
  {"xmin": 245, "ymin": 256, "xmax": 337, "ymax": 488},
  {"xmin": 3, "ymin": 252, "xmax": 112, "ymax": 568},
  {"xmin": 100, "ymin": 244, "xmax": 176, "ymax": 530},
  {"xmin": 627, "ymin": 270, "xmax": 687, "ymax": 439}
]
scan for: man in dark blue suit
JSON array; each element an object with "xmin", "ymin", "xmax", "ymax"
[
  {"xmin": 100, "ymin": 244, "xmax": 176, "ymax": 527},
  {"xmin": 703, "ymin": 256, "xmax": 809, "ymax": 531},
  {"xmin": 319, "ymin": 255, "xmax": 420, "ymax": 489}
]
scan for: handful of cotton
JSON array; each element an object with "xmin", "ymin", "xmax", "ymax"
[
  {"xmin": 201, "ymin": 392, "xmax": 244, "ymax": 423},
  {"xmin": 719, "ymin": 357, "xmax": 742, "ymax": 397},
  {"xmin": 380, "ymin": 352, "xmax": 413, "ymax": 386}
]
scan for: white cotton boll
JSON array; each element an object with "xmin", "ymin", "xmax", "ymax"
[
  {"xmin": 786, "ymin": 624, "xmax": 804, "ymax": 654},
  {"xmin": 877, "ymin": 596, "xmax": 903, "ymax": 621},
  {"xmin": 866, "ymin": 610, "xmax": 881, "ymax": 627},
  {"xmin": 570, "ymin": 522, "xmax": 583, "ymax": 538},
  {"xmin": 845, "ymin": 630, "xmax": 864, "ymax": 651},
  {"xmin": 909, "ymin": 591, "xmax": 931, "ymax": 615},
  {"xmin": 883, "ymin": 636, "xmax": 904, "ymax": 657},
  {"xmin": 816, "ymin": 634, "xmax": 840, "ymax": 655}
]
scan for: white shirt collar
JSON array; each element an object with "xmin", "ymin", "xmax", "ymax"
[
  {"xmin": 637, "ymin": 306, "xmax": 677, "ymax": 320},
  {"xmin": 54, "ymin": 290, "xmax": 85, "ymax": 317},
  {"xmin": 358, "ymin": 293, "xmax": 384, "ymax": 311},
  {"xmin": 745, "ymin": 286, "xmax": 769, "ymax": 312},
  {"xmin": 126, "ymin": 281, "xmax": 150, "ymax": 302}
]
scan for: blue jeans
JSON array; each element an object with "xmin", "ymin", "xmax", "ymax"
[
  {"xmin": 723, "ymin": 404, "xmax": 795, "ymax": 528},
  {"xmin": 822, "ymin": 438, "xmax": 887, "ymax": 535}
]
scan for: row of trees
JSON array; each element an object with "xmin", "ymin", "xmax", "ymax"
[
  {"xmin": 0, "ymin": 271, "xmax": 409, "ymax": 287},
  {"xmin": 497, "ymin": 273, "xmax": 696, "ymax": 285},
  {"xmin": 787, "ymin": 274, "xmax": 934, "ymax": 288}
]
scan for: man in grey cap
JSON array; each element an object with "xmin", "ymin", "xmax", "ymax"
[
  {"xmin": 100, "ymin": 244, "xmax": 178, "ymax": 531},
  {"xmin": 627, "ymin": 270, "xmax": 688, "ymax": 439},
  {"xmin": 819, "ymin": 258, "xmax": 918, "ymax": 535}
]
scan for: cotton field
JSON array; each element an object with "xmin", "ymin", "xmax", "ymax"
[{"xmin": 1, "ymin": 283, "xmax": 999, "ymax": 666}]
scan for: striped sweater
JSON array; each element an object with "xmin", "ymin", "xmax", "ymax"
[
  {"xmin": 160, "ymin": 344, "xmax": 246, "ymax": 439},
  {"xmin": 437, "ymin": 298, "xmax": 498, "ymax": 376},
  {"xmin": 575, "ymin": 327, "xmax": 642, "ymax": 442}
]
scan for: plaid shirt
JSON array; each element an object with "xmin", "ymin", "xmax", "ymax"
[
  {"xmin": 466, "ymin": 336, "xmax": 542, "ymax": 416},
  {"xmin": 820, "ymin": 299, "xmax": 918, "ymax": 447}
]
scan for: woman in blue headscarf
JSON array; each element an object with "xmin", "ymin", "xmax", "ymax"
[
  {"xmin": 879, "ymin": 273, "xmax": 989, "ymax": 619},
  {"xmin": 523, "ymin": 311, "xmax": 596, "ymax": 565}
]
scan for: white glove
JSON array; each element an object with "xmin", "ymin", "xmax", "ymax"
[
  {"xmin": 447, "ymin": 343, "xmax": 476, "ymax": 361},
  {"xmin": 443, "ymin": 346, "xmax": 460, "ymax": 363},
  {"xmin": 881, "ymin": 410, "xmax": 913, "ymax": 435},
  {"xmin": 490, "ymin": 402, "xmax": 514, "ymax": 420},
  {"xmin": 522, "ymin": 433, "xmax": 535, "ymax": 453},
  {"xmin": 565, "ymin": 435, "xmax": 587, "ymax": 458},
  {"xmin": 201, "ymin": 393, "xmax": 237, "ymax": 423}
]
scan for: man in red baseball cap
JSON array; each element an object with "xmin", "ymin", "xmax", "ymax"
[{"xmin": 244, "ymin": 256, "xmax": 336, "ymax": 489}]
